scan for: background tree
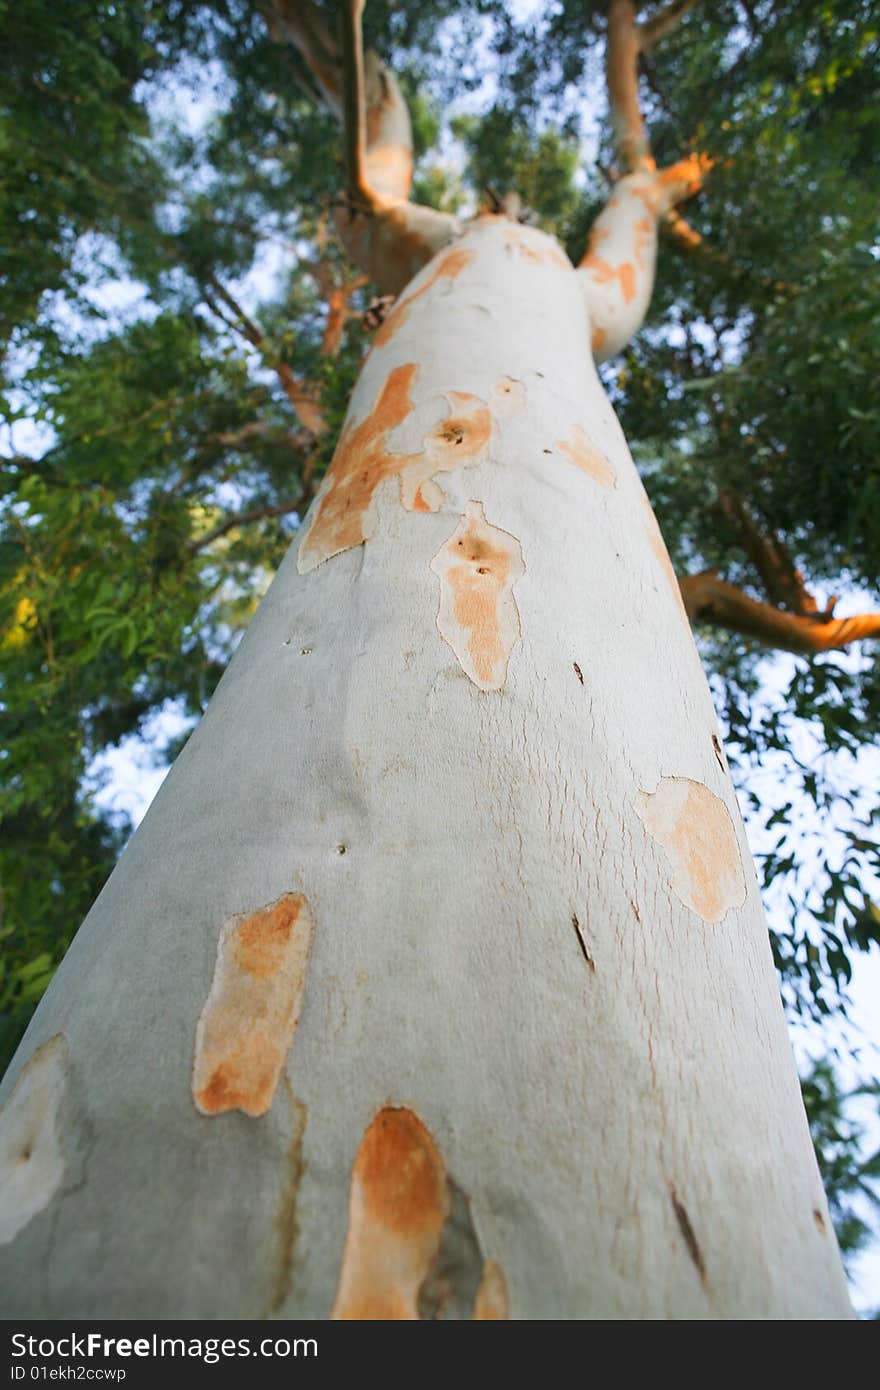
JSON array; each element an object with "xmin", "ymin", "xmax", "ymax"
[{"xmin": 0, "ymin": 0, "xmax": 878, "ymax": 1313}]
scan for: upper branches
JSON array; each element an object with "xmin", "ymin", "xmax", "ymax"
[
  {"xmin": 261, "ymin": 0, "xmax": 460, "ymax": 294},
  {"xmin": 577, "ymin": 1, "xmax": 709, "ymax": 360}
]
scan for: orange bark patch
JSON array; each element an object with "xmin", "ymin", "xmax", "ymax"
[
  {"xmin": 591, "ymin": 325, "xmax": 608, "ymax": 355},
  {"xmin": 333, "ymin": 1107, "xmax": 509, "ymax": 1320},
  {"xmin": 432, "ymin": 502, "xmax": 525, "ymax": 692},
  {"xmin": 635, "ymin": 778, "xmax": 746, "ymax": 923},
  {"xmin": 332, "ymin": 1107, "xmax": 449, "ymax": 1319},
  {"xmin": 556, "ymin": 425, "xmax": 616, "ymax": 488},
  {"xmin": 372, "ymin": 246, "xmax": 472, "ymax": 349},
  {"xmin": 298, "ymin": 367, "xmax": 492, "ymax": 571},
  {"xmin": 633, "ymin": 216, "xmax": 654, "ymax": 269},
  {"xmin": 193, "ymin": 893, "xmax": 315, "ymax": 1118},
  {"xmin": 472, "ymin": 1260, "xmax": 509, "ymax": 1319},
  {"xmin": 581, "ymin": 253, "xmax": 637, "ymax": 304},
  {"xmin": 505, "ymin": 227, "xmax": 570, "ymax": 269},
  {"xmin": 366, "ymin": 145, "xmax": 415, "ymax": 199},
  {"xmin": 396, "ymin": 389, "xmax": 492, "ymax": 513},
  {"xmin": 296, "ymin": 363, "xmax": 417, "ymax": 572}
]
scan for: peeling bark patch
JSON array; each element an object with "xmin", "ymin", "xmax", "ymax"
[
  {"xmin": 297, "ymin": 364, "xmax": 417, "ymax": 571},
  {"xmin": 670, "ymin": 1187, "xmax": 707, "ymax": 1284},
  {"xmin": 431, "ymin": 502, "xmax": 525, "ymax": 692},
  {"xmin": 193, "ymin": 893, "xmax": 315, "ymax": 1117},
  {"xmin": 372, "ymin": 246, "xmax": 473, "ymax": 348},
  {"xmin": 581, "ymin": 253, "xmax": 637, "ymax": 303},
  {"xmin": 298, "ymin": 366, "xmax": 492, "ymax": 571},
  {"xmin": 397, "ymin": 390, "xmax": 492, "ymax": 514},
  {"xmin": 556, "ymin": 426, "xmax": 615, "ymax": 489},
  {"xmin": 571, "ymin": 914, "xmax": 596, "ymax": 972},
  {"xmin": 635, "ymin": 778, "xmax": 746, "ymax": 923},
  {"xmin": 472, "ymin": 1259, "xmax": 509, "ymax": 1319},
  {"xmin": 333, "ymin": 1107, "xmax": 507, "ymax": 1321},
  {"xmin": 0, "ymin": 1034, "xmax": 68, "ymax": 1245},
  {"xmin": 504, "ymin": 227, "xmax": 570, "ymax": 270},
  {"xmin": 332, "ymin": 1106, "xmax": 449, "ymax": 1319}
]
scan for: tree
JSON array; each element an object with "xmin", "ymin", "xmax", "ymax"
[{"xmin": 1, "ymin": 0, "xmax": 876, "ymax": 1317}]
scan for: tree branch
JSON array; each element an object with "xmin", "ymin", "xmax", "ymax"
[
  {"xmin": 340, "ymin": 0, "xmax": 372, "ymax": 206},
  {"xmin": 638, "ymin": 0, "xmax": 701, "ymax": 52},
  {"xmin": 607, "ymin": 0, "xmax": 653, "ymax": 173},
  {"xmin": 204, "ymin": 276, "xmax": 325, "ymax": 435},
  {"xmin": 716, "ymin": 490, "xmax": 820, "ymax": 616},
  {"xmin": 679, "ymin": 571, "xmax": 880, "ymax": 654},
  {"xmin": 260, "ymin": 0, "xmax": 459, "ymax": 294},
  {"xmin": 578, "ymin": 2, "xmax": 713, "ymax": 359},
  {"xmin": 188, "ymin": 498, "xmax": 307, "ymax": 555},
  {"xmin": 260, "ymin": 0, "xmax": 343, "ymax": 116}
]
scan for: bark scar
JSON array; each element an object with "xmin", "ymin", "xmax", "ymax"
[
  {"xmin": 431, "ymin": 501, "xmax": 525, "ymax": 692},
  {"xmin": 634, "ymin": 777, "xmax": 746, "ymax": 923},
  {"xmin": 332, "ymin": 1106, "xmax": 508, "ymax": 1320},
  {"xmin": 193, "ymin": 893, "xmax": 315, "ymax": 1118}
]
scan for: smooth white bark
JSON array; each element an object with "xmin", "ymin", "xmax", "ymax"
[{"xmin": 0, "ymin": 218, "xmax": 851, "ymax": 1318}]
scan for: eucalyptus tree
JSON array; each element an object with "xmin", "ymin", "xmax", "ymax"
[{"xmin": 1, "ymin": 0, "xmax": 877, "ymax": 1317}]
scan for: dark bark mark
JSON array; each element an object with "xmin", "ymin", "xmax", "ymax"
[
  {"xmin": 571, "ymin": 914, "xmax": 596, "ymax": 972},
  {"xmin": 573, "ymin": 661, "xmax": 584, "ymax": 684},
  {"xmin": 417, "ymin": 1178, "xmax": 485, "ymax": 1320},
  {"xmin": 268, "ymin": 1089, "xmax": 308, "ymax": 1314},
  {"xmin": 670, "ymin": 1186, "xmax": 707, "ymax": 1284},
  {"xmin": 711, "ymin": 734, "xmax": 725, "ymax": 770},
  {"xmin": 813, "ymin": 1208, "xmax": 827, "ymax": 1233}
]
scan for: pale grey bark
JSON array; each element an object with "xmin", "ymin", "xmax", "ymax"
[{"xmin": 0, "ymin": 217, "xmax": 851, "ymax": 1319}]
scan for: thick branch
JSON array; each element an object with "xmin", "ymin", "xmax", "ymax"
[
  {"xmin": 679, "ymin": 571, "xmax": 880, "ymax": 654},
  {"xmin": 260, "ymin": 0, "xmax": 459, "ymax": 294},
  {"xmin": 260, "ymin": 0, "xmax": 343, "ymax": 116},
  {"xmin": 579, "ymin": 4, "xmax": 712, "ymax": 358},
  {"xmin": 607, "ymin": 0, "xmax": 653, "ymax": 173},
  {"xmin": 340, "ymin": 0, "xmax": 372, "ymax": 205},
  {"xmin": 716, "ymin": 490, "xmax": 820, "ymax": 616}
]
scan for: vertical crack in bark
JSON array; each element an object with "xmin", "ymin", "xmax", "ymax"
[
  {"xmin": 669, "ymin": 1185, "xmax": 707, "ymax": 1284},
  {"xmin": 571, "ymin": 913, "xmax": 596, "ymax": 972}
]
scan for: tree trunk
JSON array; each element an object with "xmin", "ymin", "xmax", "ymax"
[{"xmin": 0, "ymin": 216, "xmax": 851, "ymax": 1319}]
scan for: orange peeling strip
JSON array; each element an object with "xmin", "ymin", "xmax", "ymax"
[{"xmin": 193, "ymin": 893, "xmax": 315, "ymax": 1118}]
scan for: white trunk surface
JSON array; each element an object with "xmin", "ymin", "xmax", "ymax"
[{"xmin": 0, "ymin": 218, "xmax": 851, "ymax": 1319}]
